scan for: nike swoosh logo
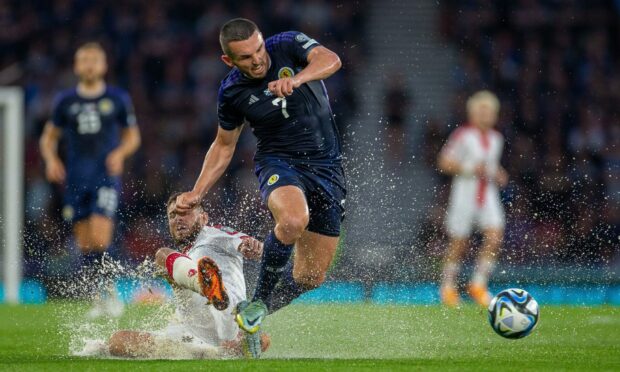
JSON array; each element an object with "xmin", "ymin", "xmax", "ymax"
[{"xmin": 246, "ymin": 316, "xmax": 260, "ymax": 326}]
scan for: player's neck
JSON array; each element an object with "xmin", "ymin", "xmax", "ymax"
[{"xmin": 77, "ymin": 80, "xmax": 106, "ymax": 98}]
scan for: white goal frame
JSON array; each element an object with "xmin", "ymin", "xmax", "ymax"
[{"xmin": 0, "ymin": 87, "xmax": 24, "ymax": 304}]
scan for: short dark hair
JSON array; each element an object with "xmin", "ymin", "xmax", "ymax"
[
  {"xmin": 219, "ymin": 18, "xmax": 259, "ymax": 56},
  {"xmin": 166, "ymin": 192, "xmax": 207, "ymax": 213}
]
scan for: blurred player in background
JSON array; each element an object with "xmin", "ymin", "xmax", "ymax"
[
  {"xmin": 175, "ymin": 18, "xmax": 345, "ymax": 357},
  {"xmin": 437, "ymin": 90, "xmax": 508, "ymax": 307},
  {"xmin": 39, "ymin": 42, "xmax": 141, "ymax": 316},
  {"xmin": 100, "ymin": 193, "xmax": 269, "ymax": 359}
]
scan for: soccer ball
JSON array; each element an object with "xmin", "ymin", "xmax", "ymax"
[{"xmin": 488, "ymin": 288, "xmax": 539, "ymax": 339}]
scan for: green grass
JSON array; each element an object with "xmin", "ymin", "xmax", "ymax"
[{"xmin": 0, "ymin": 302, "xmax": 618, "ymax": 371}]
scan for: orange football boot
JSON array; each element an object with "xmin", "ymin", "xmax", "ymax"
[
  {"xmin": 440, "ymin": 286, "xmax": 461, "ymax": 307},
  {"xmin": 197, "ymin": 257, "xmax": 229, "ymax": 311},
  {"xmin": 467, "ymin": 283, "xmax": 492, "ymax": 307}
]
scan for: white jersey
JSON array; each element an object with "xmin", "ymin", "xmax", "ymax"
[
  {"xmin": 167, "ymin": 225, "xmax": 248, "ymax": 346},
  {"xmin": 441, "ymin": 124, "xmax": 505, "ymax": 237}
]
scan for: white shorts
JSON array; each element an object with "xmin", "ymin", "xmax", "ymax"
[{"xmin": 445, "ymin": 195, "xmax": 505, "ymax": 238}]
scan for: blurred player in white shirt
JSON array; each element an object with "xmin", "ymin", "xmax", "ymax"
[
  {"xmin": 105, "ymin": 193, "xmax": 270, "ymax": 358},
  {"xmin": 437, "ymin": 91, "xmax": 509, "ymax": 307}
]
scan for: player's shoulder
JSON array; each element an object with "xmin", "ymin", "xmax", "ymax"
[
  {"xmin": 104, "ymin": 85, "xmax": 131, "ymax": 101},
  {"xmin": 449, "ymin": 124, "xmax": 474, "ymax": 140},
  {"xmin": 204, "ymin": 224, "xmax": 248, "ymax": 240},
  {"xmin": 490, "ymin": 128, "xmax": 504, "ymax": 140},
  {"xmin": 265, "ymin": 31, "xmax": 301, "ymax": 50},
  {"xmin": 105, "ymin": 85, "xmax": 129, "ymax": 96},
  {"xmin": 218, "ymin": 69, "xmax": 244, "ymax": 101}
]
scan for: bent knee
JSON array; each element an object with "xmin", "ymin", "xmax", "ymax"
[
  {"xmin": 275, "ymin": 214, "xmax": 309, "ymax": 244},
  {"xmin": 108, "ymin": 330, "xmax": 131, "ymax": 356}
]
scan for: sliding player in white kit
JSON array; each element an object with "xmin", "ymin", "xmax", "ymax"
[
  {"xmin": 437, "ymin": 90, "xmax": 509, "ymax": 308},
  {"xmin": 97, "ymin": 193, "xmax": 270, "ymax": 359}
]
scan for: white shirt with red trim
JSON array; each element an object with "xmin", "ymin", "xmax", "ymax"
[
  {"xmin": 171, "ymin": 225, "xmax": 249, "ymax": 345},
  {"xmin": 440, "ymin": 124, "xmax": 506, "ymax": 237},
  {"xmin": 441, "ymin": 124, "xmax": 504, "ymax": 210}
]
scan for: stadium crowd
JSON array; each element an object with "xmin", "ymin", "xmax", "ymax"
[
  {"xmin": 415, "ymin": 0, "xmax": 619, "ymax": 277},
  {"xmin": 1, "ymin": 0, "xmax": 364, "ymax": 279}
]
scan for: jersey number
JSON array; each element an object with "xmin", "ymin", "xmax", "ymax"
[
  {"xmin": 272, "ymin": 97, "xmax": 290, "ymax": 119},
  {"xmin": 77, "ymin": 110, "xmax": 102, "ymax": 134}
]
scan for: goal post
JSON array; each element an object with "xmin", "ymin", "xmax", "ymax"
[{"xmin": 0, "ymin": 87, "xmax": 24, "ymax": 304}]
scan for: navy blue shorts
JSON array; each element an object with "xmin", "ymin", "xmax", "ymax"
[
  {"xmin": 255, "ymin": 159, "xmax": 346, "ymax": 237},
  {"xmin": 63, "ymin": 176, "xmax": 120, "ymax": 224}
]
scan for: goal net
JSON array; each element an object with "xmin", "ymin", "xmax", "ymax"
[{"xmin": 0, "ymin": 87, "xmax": 24, "ymax": 304}]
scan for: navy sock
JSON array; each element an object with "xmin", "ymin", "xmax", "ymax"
[
  {"xmin": 269, "ymin": 265, "xmax": 306, "ymax": 313},
  {"xmin": 252, "ymin": 232, "xmax": 294, "ymax": 304}
]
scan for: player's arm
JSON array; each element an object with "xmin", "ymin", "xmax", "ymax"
[
  {"xmin": 176, "ymin": 125, "xmax": 243, "ymax": 210},
  {"xmin": 106, "ymin": 126, "xmax": 141, "ymax": 176},
  {"xmin": 269, "ymin": 46, "xmax": 342, "ymax": 97},
  {"xmin": 39, "ymin": 121, "xmax": 66, "ymax": 183}
]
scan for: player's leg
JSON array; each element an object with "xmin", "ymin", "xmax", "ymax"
[
  {"xmin": 267, "ymin": 231, "xmax": 338, "ymax": 313},
  {"xmin": 156, "ymin": 248, "xmax": 229, "ymax": 310},
  {"xmin": 108, "ymin": 330, "xmax": 156, "ymax": 358},
  {"xmin": 252, "ymin": 185, "xmax": 309, "ymax": 305},
  {"xmin": 86, "ymin": 214, "xmax": 114, "ymax": 251},
  {"xmin": 440, "ymin": 237, "xmax": 468, "ymax": 306},
  {"xmin": 468, "ymin": 198, "xmax": 505, "ymax": 306},
  {"xmin": 440, "ymin": 202, "xmax": 473, "ymax": 306},
  {"xmin": 468, "ymin": 228, "xmax": 503, "ymax": 306},
  {"xmin": 109, "ymin": 329, "xmax": 222, "ymax": 359}
]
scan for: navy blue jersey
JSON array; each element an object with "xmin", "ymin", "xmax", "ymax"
[
  {"xmin": 217, "ymin": 31, "xmax": 342, "ymax": 165},
  {"xmin": 51, "ymin": 86, "xmax": 136, "ymax": 182}
]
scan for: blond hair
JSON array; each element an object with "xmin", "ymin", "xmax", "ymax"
[
  {"xmin": 75, "ymin": 42, "xmax": 106, "ymax": 57},
  {"xmin": 466, "ymin": 90, "xmax": 500, "ymax": 113}
]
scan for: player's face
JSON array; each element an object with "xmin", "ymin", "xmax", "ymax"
[
  {"xmin": 167, "ymin": 202, "xmax": 208, "ymax": 246},
  {"xmin": 468, "ymin": 101, "xmax": 498, "ymax": 130},
  {"xmin": 221, "ymin": 31, "xmax": 270, "ymax": 79},
  {"xmin": 74, "ymin": 48, "xmax": 107, "ymax": 83}
]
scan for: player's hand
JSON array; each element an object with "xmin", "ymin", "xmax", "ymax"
[
  {"xmin": 45, "ymin": 157, "xmax": 66, "ymax": 183},
  {"xmin": 495, "ymin": 167, "xmax": 509, "ymax": 187},
  {"xmin": 106, "ymin": 150, "xmax": 125, "ymax": 176},
  {"xmin": 268, "ymin": 77, "xmax": 301, "ymax": 97},
  {"xmin": 175, "ymin": 190, "xmax": 202, "ymax": 211},
  {"xmin": 238, "ymin": 237, "xmax": 263, "ymax": 260}
]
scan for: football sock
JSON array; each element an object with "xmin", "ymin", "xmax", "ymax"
[
  {"xmin": 252, "ymin": 231, "xmax": 294, "ymax": 304},
  {"xmin": 471, "ymin": 259, "xmax": 495, "ymax": 287},
  {"xmin": 441, "ymin": 262, "xmax": 460, "ymax": 289},
  {"xmin": 268, "ymin": 265, "xmax": 306, "ymax": 313},
  {"xmin": 165, "ymin": 252, "xmax": 201, "ymax": 293}
]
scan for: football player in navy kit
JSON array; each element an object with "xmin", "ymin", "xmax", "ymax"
[
  {"xmin": 40, "ymin": 42, "xmax": 141, "ymax": 316},
  {"xmin": 175, "ymin": 18, "xmax": 345, "ymax": 357}
]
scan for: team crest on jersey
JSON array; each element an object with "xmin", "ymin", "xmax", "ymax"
[
  {"xmin": 268, "ymin": 174, "xmax": 280, "ymax": 186},
  {"xmin": 278, "ymin": 67, "xmax": 295, "ymax": 79},
  {"xmin": 295, "ymin": 33, "xmax": 310, "ymax": 43},
  {"xmin": 98, "ymin": 98, "xmax": 114, "ymax": 115},
  {"xmin": 263, "ymin": 89, "xmax": 274, "ymax": 97}
]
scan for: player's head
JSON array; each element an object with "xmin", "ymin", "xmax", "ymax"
[
  {"xmin": 219, "ymin": 18, "xmax": 269, "ymax": 79},
  {"xmin": 466, "ymin": 90, "xmax": 500, "ymax": 129},
  {"xmin": 74, "ymin": 42, "xmax": 107, "ymax": 84},
  {"xmin": 166, "ymin": 192, "xmax": 209, "ymax": 246}
]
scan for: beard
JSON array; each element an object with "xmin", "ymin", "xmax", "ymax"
[{"xmin": 172, "ymin": 220, "xmax": 203, "ymax": 248}]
